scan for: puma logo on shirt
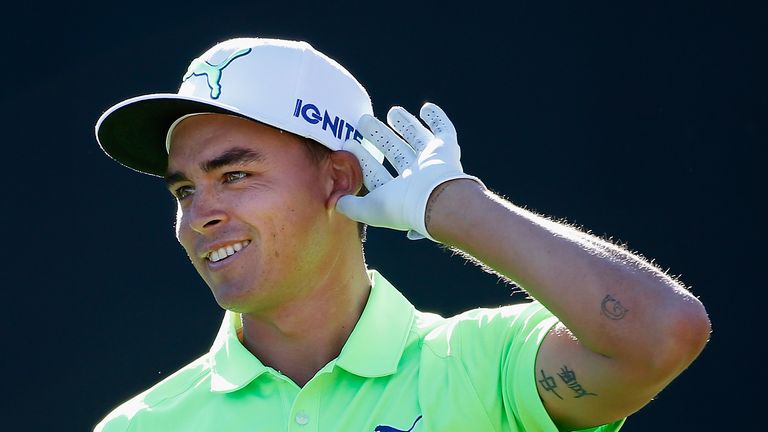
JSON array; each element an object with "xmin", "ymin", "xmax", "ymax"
[{"xmin": 374, "ymin": 415, "xmax": 423, "ymax": 432}]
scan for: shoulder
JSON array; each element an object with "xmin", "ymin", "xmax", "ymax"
[
  {"xmin": 94, "ymin": 354, "xmax": 213, "ymax": 432},
  {"xmin": 414, "ymin": 301, "xmax": 555, "ymax": 357},
  {"xmin": 408, "ymin": 302, "xmax": 559, "ymax": 430}
]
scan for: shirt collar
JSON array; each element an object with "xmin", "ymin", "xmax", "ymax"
[
  {"xmin": 209, "ymin": 310, "xmax": 269, "ymax": 393},
  {"xmin": 335, "ymin": 270, "xmax": 415, "ymax": 377},
  {"xmin": 208, "ymin": 269, "xmax": 415, "ymax": 392}
]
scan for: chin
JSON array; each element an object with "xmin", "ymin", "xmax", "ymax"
[
  {"xmin": 209, "ymin": 283, "xmax": 254, "ymax": 312},
  {"xmin": 213, "ymin": 297, "xmax": 254, "ymax": 314}
]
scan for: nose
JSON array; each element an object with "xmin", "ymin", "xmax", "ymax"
[{"xmin": 186, "ymin": 188, "xmax": 229, "ymax": 234}]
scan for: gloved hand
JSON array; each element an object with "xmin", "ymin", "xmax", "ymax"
[{"xmin": 336, "ymin": 102, "xmax": 483, "ymax": 241}]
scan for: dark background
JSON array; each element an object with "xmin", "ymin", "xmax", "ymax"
[{"xmin": 2, "ymin": 0, "xmax": 764, "ymax": 430}]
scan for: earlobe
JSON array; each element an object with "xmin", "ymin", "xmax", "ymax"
[{"xmin": 326, "ymin": 150, "xmax": 362, "ymax": 210}]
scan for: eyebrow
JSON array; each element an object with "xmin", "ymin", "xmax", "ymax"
[
  {"xmin": 164, "ymin": 147, "xmax": 266, "ymax": 187},
  {"xmin": 201, "ymin": 147, "xmax": 266, "ymax": 172}
]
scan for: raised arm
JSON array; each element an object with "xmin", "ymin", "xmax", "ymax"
[
  {"xmin": 426, "ymin": 177, "xmax": 710, "ymax": 429},
  {"xmin": 337, "ymin": 103, "xmax": 711, "ymax": 430}
]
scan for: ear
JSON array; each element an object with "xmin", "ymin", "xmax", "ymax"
[{"xmin": 325, "ymin": 150, "xmax": 363, "ymax": 210}]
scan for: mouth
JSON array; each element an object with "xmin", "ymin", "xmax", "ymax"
[{"xmin": 205, "ymin": 240, "xmax": 251, "ymax": 263}]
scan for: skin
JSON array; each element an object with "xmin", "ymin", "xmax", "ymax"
[
  {"xmin": 167, "ymin": 114, "xmax": 368, "ymax": 386},
  {"xmin": 166, "ymin": 113, "xmax": 710, "ymax": 429},
  {"xmin": 426, "ymin": 179, "xmax": 711, "ymax": 430}
]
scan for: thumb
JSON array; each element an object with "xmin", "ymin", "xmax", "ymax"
[{"xmin": 336, "ymin": 195, "xmax": 369, "ymax": 222}]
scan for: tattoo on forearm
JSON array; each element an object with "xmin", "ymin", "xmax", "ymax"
[
  {"xmin": 424, "ymin": 184, "xmax": 449, "ymax": 230},
  {"xmin": 537, "ymin": 369, "xmax": 563, "ymax": 399},
  {"xmin": 538, "ymin": 366, "xmax": 597, "ymax": 400},
  {"xmin": 601, "ymin": 294, "xmax": 629, "ymax": 320},
  {"xmin": 557, "ymin": 365, "xmax": 597, "ymax": 398}
]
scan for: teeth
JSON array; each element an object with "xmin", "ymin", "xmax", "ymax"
[{"xmin": 208, "ymin": 240, "xmax": 250, "ymax": 262}]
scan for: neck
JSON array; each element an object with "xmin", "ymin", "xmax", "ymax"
[{"xmin": 239, "ymin": 244, "xmax": 370, "ymax": 387}]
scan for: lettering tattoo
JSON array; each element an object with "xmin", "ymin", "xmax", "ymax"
[
  {"xmin": 539, "ymin": 366, "xmax": 597, "ymax": 400},
  {"xmin": 424, "ymin": 183, "xmax": 449, "ymax": 231},
  {"xmin": 601, "ymin": 294, "xmax": 629, "ymax": 320},
  {"xmin": 557, "ymin": 365, "xmax": 597, "ymax": 398},
  {"xmin": 537, "ymin": 369, "xmax": 563, "ymax": 399}
]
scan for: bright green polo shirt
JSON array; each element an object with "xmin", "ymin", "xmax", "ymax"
[{"xmin": 95, "ymin": 270, "xmax": 625, "ymax": 431}]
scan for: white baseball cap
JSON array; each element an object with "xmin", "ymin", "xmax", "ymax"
[{"xmin": 96, "ymin": 37, "xmax": 383, "ymax": 177}]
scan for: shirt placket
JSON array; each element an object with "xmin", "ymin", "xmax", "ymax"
[
  {"xmin": 287, "ymin": 363, "xmax": 337, "ymax": 432},
  {"xmin": 288, "ymin": 385, "xmax": 320, "ymax": 431}
]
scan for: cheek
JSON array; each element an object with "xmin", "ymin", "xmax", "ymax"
[
  {"xmin": 174, "ymin": 206, "xmax": 195, "ymax": 255},
  {"xmin": 279, "ymin": 205, "xmax": 330, "ymax": 255},
  {"xmin": 240, "ymin": 193, "xmax": 323, "ymax": 247}
]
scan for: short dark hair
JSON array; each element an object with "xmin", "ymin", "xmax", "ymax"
[{"xmin": 299, "ymin": 136, "xmax": 368, "ymax": 242}]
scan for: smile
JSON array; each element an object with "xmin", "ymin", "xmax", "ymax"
[{"xmin": 206, "ymin": 240, "xmax": 251, "ymax": 263}]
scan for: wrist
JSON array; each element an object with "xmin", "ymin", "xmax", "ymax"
[{"xmin": 424, "ymin": 177, "xmax": 486, "ymax": 243}]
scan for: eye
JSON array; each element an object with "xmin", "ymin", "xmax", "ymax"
[
  {"xmin": 173, "ymin": 185, "xmax": 195, "ymax": 200},
  {"xmin": 223, "ymin": 171, "xmax": 248, "ymax": 183}
]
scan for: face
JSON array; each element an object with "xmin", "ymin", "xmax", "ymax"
[{"xmin": 166, "ymin": 114, "xmax": 338, "ymax": 314}]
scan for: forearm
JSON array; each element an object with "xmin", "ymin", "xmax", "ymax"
[{"xmin": 427, "ymin": 179, "xmax": 710, "ymax": 370}]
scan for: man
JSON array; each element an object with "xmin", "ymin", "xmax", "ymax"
[{"xmin": 94, "ymin": 38, "xmax": 710, "ymax": 431}]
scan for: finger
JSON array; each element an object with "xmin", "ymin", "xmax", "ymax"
[
  {"xmin": 357, "ymin": 114, "xmax": 417, "ymax": 175},
  {"xmin": 342, "ymin": 137, "xmax": 393, "ymax": 191},
  {"xmin": 337, "ymin": 191, "xmax": 407, "ymax": 231},
  {"xmin": 419, "ymin": 103, "xmax": 457, "ymax": 142},
  {"xmin": 386, "ymin": 106, "xmax": 434, "ymax": 153}
]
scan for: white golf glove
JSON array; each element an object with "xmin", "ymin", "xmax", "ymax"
[{"xmin": 336, "ymin": 102, "xmax": 483, "ymax": 241}]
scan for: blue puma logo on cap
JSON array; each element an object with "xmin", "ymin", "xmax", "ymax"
[
  {"xmin": 374, "ymin": 415, "xmax": 422, "ymax": 432},
  {"xmin": 182, "ymin": 47, "xmax": 252, "ymax": 99}
]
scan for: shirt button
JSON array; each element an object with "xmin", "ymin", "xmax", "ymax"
[{"xmin": 295, "ymin": 412, "xmax": 310, "ymax": 425}]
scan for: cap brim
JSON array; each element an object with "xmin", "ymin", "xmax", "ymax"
[{"xmin": 96, "ymin": 94, "xmax": 245, "ymax": 177}]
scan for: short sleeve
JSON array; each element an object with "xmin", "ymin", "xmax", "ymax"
[
  {"xmin": 501, "ymin": 302, "xmax": 625, "ymax": 432},
  {"xmin": 442, "ymin": 301, "xmax": 625, "ymax": 431}
]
